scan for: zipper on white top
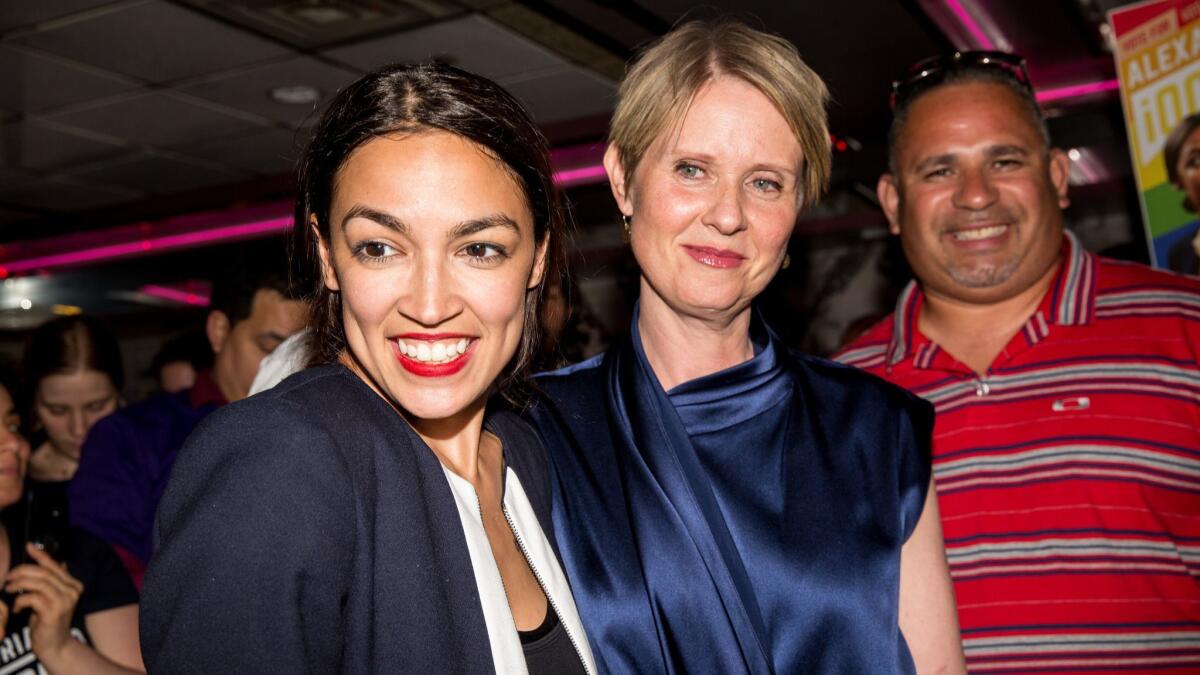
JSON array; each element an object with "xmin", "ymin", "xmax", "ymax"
[{"xmin": 502, "ymin": 506, "xmax": 594, "ymax": 675}]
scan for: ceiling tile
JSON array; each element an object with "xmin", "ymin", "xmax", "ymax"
[
  {"xmin": 46, "ymin": 92, "xmax": 264, "ymax": 147},
  {"xmin": 504, "ymin": 67, "xmax": 615, "ymax": 124},
  {"xmin": 13, "ymin": 2, "xmax": 290, "ymax": 84},
  {"xmin": 0, "ymin": 168, "xmax": 37, "ymax": 186},
  {"xmin": 0, "ymin": 0, "xmax": 113, "ymax": 33},
  {"xmin": 65, "ymin": 153, "xmax": 248, "ymax": 194},
  {"xmin": 175, "ymin": 0, "xmax": 464, "ymax": 51},
  {"xmin": 325, "ymin": 14, "xmax": 563, "ymax": 82},
  {"xmin": 0, "ymin": 120, "xmax": 128, "ymax": 170},
  {"xmin": 180, "ymin": 56, "xmax": 360, "ymax": 127},
  {"xmin": 0, "ymin": 45, "xmax": 138, "ymax": 113},
  {"xmin": 171, "ymin": 127, "xmax": 306, "ymax": 176},
  {"xmin": 0, "ymin": 176, "xmax": 139, "ymax": 212}
]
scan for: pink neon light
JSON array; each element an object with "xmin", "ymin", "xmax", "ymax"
[
  {"xmin": 4, "ymin": 216, "xmax": 291, "ymax": 274},
  {"xmin": 553, "ymin": 164, "xmax": 607, "ymax": 187},
  {"xmin": 1035, "ymin": 79, "xmax": 1120, "ymax": 103},
  {"xmin": 2, "ymin": 150, "xmax": 609, "ymax": 276},
  {"xmin": 945, "ymin": 0, "xmax": 995, "ymax": 50},
  {"xmin": 139, "ymin": 284, "xmax": 211, "ymax": 306},
  {"xmin": 550, "ymin": 144, "xmax": 604, "ymax": 167}
]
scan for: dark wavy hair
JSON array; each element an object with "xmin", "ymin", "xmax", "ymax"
[{"xmin": 293, "ymin": 61, "xmax": 568, "ymax": 406}]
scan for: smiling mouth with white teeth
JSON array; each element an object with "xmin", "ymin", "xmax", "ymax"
[
  {"xmin": 394, "ymin": 338, "xmax": 471, "ymax": 364},
  {"xmin": 951, "ymin": 224, "xmax": 1008, "ymax": 241}
]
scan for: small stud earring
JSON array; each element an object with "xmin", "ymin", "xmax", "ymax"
[
  {"xmin": 782, "ymin": 254, "xmax": 791, "ymax": 270},
  {"xmin": 621, "ymin": 214, "xmax": 632, "ymax": 241}
]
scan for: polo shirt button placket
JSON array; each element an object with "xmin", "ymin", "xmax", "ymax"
[{"xmin": 974, "ymin": 379, "xmax": 990, "ymax": 397}]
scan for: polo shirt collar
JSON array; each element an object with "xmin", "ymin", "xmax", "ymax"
[
  {"xmin": 886, "ymin": 230, "xmax": 1096, "ymax": 367},
  {"xmin": 189, "ymin": 369, "xmax": 228, "ymax": 409}
]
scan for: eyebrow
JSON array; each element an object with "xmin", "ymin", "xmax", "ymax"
[
  {"xmin": 341, "ymin": 206, "xmax": 519, "ymax": 240},
  {"xmin": 911, "ymin": 153, "xmax": 957, "ymax": 174},
  {"xmin": 666, "ymin": 148, "xmax": 798, "ymax": 176},
  {"xmin": 986, "ymin": 144, "xmax": 1031, "ymax": 158},
  {"xmin": 748, "ymin": 163, "xmax": 798, "ymax": 178},
  {"xmin": 911, "ymin": 144, "xmax": 1033, "ymax": 173},
  {"xmin": 342, "ymin": 205, "xmax": 407, "ymax": 234},
  {"xmin": 448, "ymin": 214, "xmax": 521, "ymax": 239}
]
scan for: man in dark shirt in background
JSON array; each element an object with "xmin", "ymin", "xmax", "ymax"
[{"xmin": 69, "ymin": 262, "xmax": 306, "ymax": 587}]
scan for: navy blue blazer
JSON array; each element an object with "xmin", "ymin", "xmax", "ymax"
[{"xmin": 140, "ymin": 364, "xmax": 556, "ymax": 674}]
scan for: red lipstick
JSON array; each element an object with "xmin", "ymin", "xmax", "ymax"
[
  {"xmin": 682, "ymin": 245, "xmax": 746, "ymax": 269},
  {"xmin": 392, "ymin": 335, "xmax": 474, "ymax": 378}
]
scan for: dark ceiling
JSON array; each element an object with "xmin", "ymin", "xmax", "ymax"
[{"xmin": 0, "ymin": 0, "xmax": 1141, "ymax": 336}]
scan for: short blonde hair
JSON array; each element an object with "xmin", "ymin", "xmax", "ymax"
[{"xmin": 609, "ymin": 19, "xmax": 831, "ymax": 209}]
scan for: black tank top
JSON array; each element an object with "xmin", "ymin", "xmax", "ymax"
[{"xmin": 518, "ymin": 604, "xmax": 587, "ymax": 674}]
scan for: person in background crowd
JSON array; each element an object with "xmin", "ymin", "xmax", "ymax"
[
  {"xmin": 0, "ymin": 367, "xmax": 143, "ymax": 674},
  {"xmin": 68, "ymin": 263, "xmax": 305, "ymax": 588},
  {"xmin": 534, "ymin": 269, "xmax": 609, "ymax": 371},
  {"xmin": 22, "ymin": 316, "xmax": 124, "ymax": 555},
  {"xmin": 246, "ymin": 329, "xmax": 309, "ymax": 396},
  {"xmin": 837, "ymin": 50, "xmax": 1200, "ymax": 671},
  {"xmin": 1161, "ymin": 112, "xmax": 1200, "ymax": 275},
  {"xmin": 141, "ymin": 62, "xmax": 594, "ymax": 673},
  {"xmin": 147, "ymin": 329, "xmax": 212, "ymax": 394},
  {"xmin": 529, "ymin": 19, "xmax": 963, "ymax": 673}
]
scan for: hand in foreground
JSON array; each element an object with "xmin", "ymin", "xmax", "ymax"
[{"xmin": 7, "ymin": 542, "xmax": 84, "ymax": 660}]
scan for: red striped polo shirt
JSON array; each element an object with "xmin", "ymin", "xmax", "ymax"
[{"xmin": 836, "ymin": 232, "xmax": 1200, "ymax": 672}]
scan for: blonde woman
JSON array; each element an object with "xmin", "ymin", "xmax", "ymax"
[{"xmin": 529, "ymin": 20, "xmax": 964, "ymax": 673}]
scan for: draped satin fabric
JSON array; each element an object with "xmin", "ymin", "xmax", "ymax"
[{"xmin": 530, "ymin": 310, "xmax": 933, "ymax": 673}]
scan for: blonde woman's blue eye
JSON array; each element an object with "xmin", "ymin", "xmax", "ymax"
[
  {"xmin": 753, "ymin": 178, "xmax": 782, "ymax": 192},
  {"xmin": 676, "ymin": 163, "xmax": 703, "ymax": 179}
]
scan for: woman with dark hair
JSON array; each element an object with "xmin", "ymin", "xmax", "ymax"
[
  {"xmin": 0, "ymin": 369, "xmax": 143, "ymax": 674},
  {"xmin": 22, "ymin": 316, "xmax": 123, "ymax": 544},
  {"xmin": 140, "ymin": 62, "xmax": 594, "ymax": 673}
]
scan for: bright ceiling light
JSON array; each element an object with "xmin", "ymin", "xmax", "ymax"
[{"xmin": 269, "ymin": 85, "xmax": 321, "ymax": 105}]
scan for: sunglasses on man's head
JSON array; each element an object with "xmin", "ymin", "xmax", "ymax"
[{"xmin": 890, "ymin": 50, "xmax": 1031, "ymax": 110}]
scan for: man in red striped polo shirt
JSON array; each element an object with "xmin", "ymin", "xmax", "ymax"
[{"xmin": 837, "ymin": 52, "xmax": 1200, "ymax": 672}]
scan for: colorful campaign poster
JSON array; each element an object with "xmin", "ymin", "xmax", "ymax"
[{"xmin": 1110, "ymin": 0, "xmax": 1200, "ymax": 274}]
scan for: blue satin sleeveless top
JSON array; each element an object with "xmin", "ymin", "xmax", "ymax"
[{"xmin": 529, "ymin": 311, "xmax": 934, "ymax": 673}]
